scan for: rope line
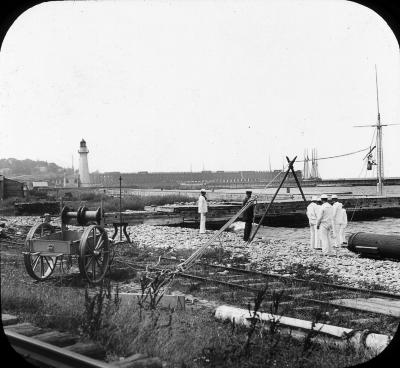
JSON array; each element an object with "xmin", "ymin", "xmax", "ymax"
[
  {"xmin": 264, "ymin": 165, "xmax": 289, "ymax": 190},
  {"xmin": 296, "ymin": 147, "xmax": 371, "ymax": 163}
]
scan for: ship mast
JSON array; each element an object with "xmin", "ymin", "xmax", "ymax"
[
  {"xmin": 353, "ymin": 66, "xmax": 399, "ymax": 196},
  {"xmin": 375, "ymin": 65, "xmax": 383, "ymax": 195}
]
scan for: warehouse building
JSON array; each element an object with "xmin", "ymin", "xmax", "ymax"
[{"xmin": 0, "ymin": 175, "xmax": 25, "ymax": 200}]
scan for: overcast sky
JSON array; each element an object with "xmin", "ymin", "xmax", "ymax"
[{"xmin": 0, "ymin": 0, "xmax": 399, "ymax": 179}]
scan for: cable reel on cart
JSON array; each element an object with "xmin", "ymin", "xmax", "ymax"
[{"xmin": 23, "ymin": 206, "xmax": 111, "ymax": 284}]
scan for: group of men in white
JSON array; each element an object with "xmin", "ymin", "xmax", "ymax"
[
  {"xmin": 306, "ymin": 194, "xmax": 348, "ymax": 255},
  {"xmin": 198, "ymin": 188, "xmax": 348, "ymax": 253}
]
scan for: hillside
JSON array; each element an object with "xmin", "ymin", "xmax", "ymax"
[{"xmin": 0, "ymin": 158, "xmax": 72, "ymax": 176}]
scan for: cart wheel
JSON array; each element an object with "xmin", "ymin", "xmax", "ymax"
[
  {"xmin": 24, "ymin": 222, "xmax": 58, "ymax": 281},
  {"xmin": 78, "ymin": 225, "xmax": 110, "ymax": 284}
]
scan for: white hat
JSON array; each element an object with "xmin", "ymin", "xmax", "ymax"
[
  {"xmin": 331, "ymin": 194, "xmax": 338, "ymax": 199},
  {"xmin": 311, "ymin": 196, "xmax": 318, "ymax": 201},
  {"xmin": 200, "ymin": 188, "xmax": 206, "ymax": 192},
  {"xmin": 320, "ymin": 194, "xmax": 328, "ymax": 200}
]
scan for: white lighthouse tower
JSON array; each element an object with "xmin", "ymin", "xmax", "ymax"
[{"xmin": 78, "ymin": 139, "xmax": 90, "ymax": 186}]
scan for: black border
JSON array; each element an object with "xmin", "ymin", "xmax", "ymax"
[{"xmin": 0, "ymin": 1, "xmax": 399, "ymax": 367}]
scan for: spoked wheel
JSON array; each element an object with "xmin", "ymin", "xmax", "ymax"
[
  {"xmin": 24, "ymin": 222, "xmax": 58, "ymax": 281},
  {"xmin": 78, "ymin": 225, "xmax": 110, "ymax": 284}
]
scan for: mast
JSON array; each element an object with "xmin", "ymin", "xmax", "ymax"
[
  {"xmin": 375, "ymin": 65, "xmax": 383, "ymax": 195},
  {"xmin": 353, "ymin": 66, "xmax": 399, "ymax": 195}
]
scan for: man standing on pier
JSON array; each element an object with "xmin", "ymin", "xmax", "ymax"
[
  {"xmin": 306, "ymin": 196, "xmax": 320, "ymax": 250},
  {"xmin": 316, "ymin": 194, "xmax": 334, "ymax": 255},
  {"xmin": 331, "ymin": 194, "xmax": 343, "ymax": 247},
  {"xmin": 198, "ymin": 189, "xmax": 208, "ymax": 234},
  {"xmin": 242, "ymin": 190, "xmax": 254, "ymax": 241}
]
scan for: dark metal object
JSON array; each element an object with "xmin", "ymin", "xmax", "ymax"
[
  {"xmin": 111, "ymin": 223, "xmax": 131, "ymax": 243},
  {"xmin": 347, "ymin": 232, "xmax": 400, "ymax": 260},
  {"xmin": 111, "ymin": 176, "xmax": 131, "ymax": 243},
  {"xmin": 5, "ymin": 330, "xmax": 113, "ymax": 368},
  {"xmin": 61, "ymin": 206, "xmax": 102, "ymax": 226}
]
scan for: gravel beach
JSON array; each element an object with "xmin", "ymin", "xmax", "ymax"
[{"xmin": 2, "ymin": 216, "xmax": 400, "ymax": 293}]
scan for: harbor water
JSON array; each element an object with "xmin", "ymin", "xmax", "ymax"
[{"xmin": 116, "ymin": 185, "xmax": 400, "ymax": 202}]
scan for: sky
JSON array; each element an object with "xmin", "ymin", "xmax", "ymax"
[{"xmin": 0, "ymin": 0, "xmax": 399, "ymax": 179}]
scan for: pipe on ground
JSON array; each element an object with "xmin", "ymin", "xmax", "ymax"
[
  {"xmin": 347, "ymin": 232, "xmax": 400, "ymax": 260},
  {"xmin": 215, "ymin": 305, "xmax": 391, "ymax": 354}
]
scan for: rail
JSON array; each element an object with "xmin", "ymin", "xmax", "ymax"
[{"xmin": 5, "ymin": 330, "xmax": 115, "ymax": 368}]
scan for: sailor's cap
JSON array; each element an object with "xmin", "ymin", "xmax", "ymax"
[
  {"xmin": 311, "ymin": 195, "xmax": 318, "ymax": 201},
  {"xmin": 320, "ymin": 194, "xmax": 328, "ymax": 200},
  {"xmin": 331, "ymin": 194, "xmax": 338, "ymax": 199},
  {"xmin": 200, "ymin": 188, "xmax": 206, "ymax": 192}
]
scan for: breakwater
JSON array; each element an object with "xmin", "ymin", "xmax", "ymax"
[
  {"xmin": 154, "ymin": 195, "xmax": 400, "ymax": 228},
  {"xmin": 11, "ymin": 195, "xmax": 400, "ymax": 229}
]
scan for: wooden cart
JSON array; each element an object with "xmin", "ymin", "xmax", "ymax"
[{"xmin": 23, "ymin": 206, "xmax": 110, "ymax": 284}]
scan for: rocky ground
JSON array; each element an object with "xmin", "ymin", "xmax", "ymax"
[{"xmin": 1, "ymin": 216, "xmax": 400, "ymax": 293}]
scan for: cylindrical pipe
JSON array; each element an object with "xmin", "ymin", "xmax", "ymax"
[
  {"xmin": 61, "ymin": 206, "xmax": 102, "ymax": 225},
  {"xmin": 215, "ymin": 305, "xmax": 392, "ymax": 354},
  {"xmin": 347, "ymin": 232, "xmax": 400, "ymax": 260}
]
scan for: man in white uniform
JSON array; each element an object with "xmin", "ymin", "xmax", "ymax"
[
  {"xmin": 315, "ymin": 197, "xmax": 322, "ymax": 249},
  {"xmin": 338, "ymin": 205, "xmax": 348, "ymax": 245},
  {"xmin": 306, "ymin": 196, "xmax": 319, "ymax": 250},
  {"xmin": 198, "ymin": 189, "xmax": 208, "ymax": 234},
  {"xmin": 331, "ymin": 194, "xmax": 343, "ymax": 247},
  {"xmin": 316, "ymin": 194, "xmax": 334, "ymax": 255}
]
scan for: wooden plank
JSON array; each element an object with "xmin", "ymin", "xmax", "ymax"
[
  {"xmin": 5, "ymin": 322, "xmax": 47, "ymax": 337},
  {"xmin": 34, "ymin": 331, "xmax": 79, "ymax": 347},
  {"xmin": 111, "ymin": 354, "xmax": 147, "ymax": 368},
  {"xmin": 1, "ymin": 313, "xmax": 19, "ymax": 326},
  {"xmin": 365, "ymin": 298, "xmax": 400, "ymax": 308},
  {"xmin": 64, "ymin": 341, "xmax": 106, "ymax": 359},
  {"xmin": 333, "ymin": 298, "xmax": 400, "ymax": 310},
  {"xmin": 117, "ymin": 293, "xmax": 185, "ymax": 310},
  {"xmin": 329, "ymin": 298, "xmax": 400, "ymax": 317},
  {"xmin": 115, "ymin": 357, "xmax": 162, "ymax": 368},
  {"xmin": 31, "ymin": 239, "xmax": 72, "ymax": 254},
  {"xmin": 6, "ymin": 329, "xmax": 114, "ymax": 368},
  {"xmin": 142, "ymin": 217, "xmax": 183, "ymax": 226},
  {"xmin": 350, "ymin": 317, "xmax": 383, "ymax": 325},
  {"xmin": 293, "ymin": 306, "xmax": 319, "ymax": 312},
  {"xmin": 104, "ymin": 212, "xmax": 183, "ymax": 226}
]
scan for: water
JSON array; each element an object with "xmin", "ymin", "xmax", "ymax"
[
  {"xmin": 214, "ymin": 185, "xmax": 400, "ymax": 197},
  {"xmin": 114, "ymin": 185, "xmax": 400, "ymax": 202}
]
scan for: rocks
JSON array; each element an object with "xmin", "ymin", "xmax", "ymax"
[
  {"xmin": 4, "ymin": 215, "xmax": 400, "ymax": 293},
  {"xmin": 120, "ymin": 220, "xmax": 400, "ymax": 293}
]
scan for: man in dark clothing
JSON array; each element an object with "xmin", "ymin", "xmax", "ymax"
[{"xmin": 242, "ymin": 190, "xmax": 254, "ymax": 241}]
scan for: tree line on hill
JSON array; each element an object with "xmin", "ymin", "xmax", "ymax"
[{"xmin": 0, "ymin": 158, "xmax": 72, "ymax": 176}]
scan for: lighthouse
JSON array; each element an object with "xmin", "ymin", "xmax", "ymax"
[{"xmin": 78, "ymin": 139, "xmax": 90, "ymax": 186}]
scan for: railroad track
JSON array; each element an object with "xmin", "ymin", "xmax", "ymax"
[
  {"xmin": 3, "ymin": 238, "xmax": 399, "ymax": 341},
  {"xmin": 2, "ymin": 314, "xmax": 163, "ymax": 368},
  {"xmin": 113, "ymin": 256, "xmax": 400, "ymax": 337}
]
